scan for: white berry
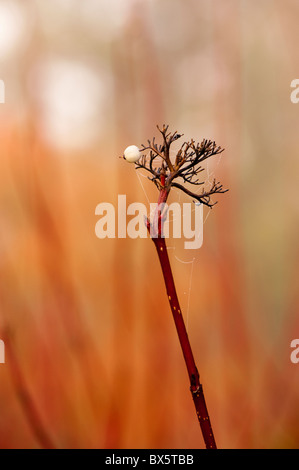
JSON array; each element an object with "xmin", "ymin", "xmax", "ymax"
[{"xmin": 123, "ymin": 145, "xmax": 141, "ymax": 163}]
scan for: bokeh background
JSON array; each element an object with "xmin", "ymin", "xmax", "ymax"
[{"xmin": 0, "ymin": 0, "xmax": 299, "ymax": 449}]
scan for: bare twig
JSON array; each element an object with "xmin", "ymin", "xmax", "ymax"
[
  {"xmin": 145, "ymin": 173, "xmax": 217, "ymax": 448},
  {"xmin": 123, "ymin": 125, "xmax": 228, "ymax": 448},
  {"xmin": 136, "ymin": 124, "xmax": 227, "ymax": 207}
]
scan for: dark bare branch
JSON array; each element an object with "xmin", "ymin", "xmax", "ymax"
[{"xmin": 132, "ymin": 125, "xmax": 228, "ymax": 207}]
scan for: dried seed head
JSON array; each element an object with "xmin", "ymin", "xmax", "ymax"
[{"xmin": 123, "ymin": 145, "xmax": 141, "ymax": 163}]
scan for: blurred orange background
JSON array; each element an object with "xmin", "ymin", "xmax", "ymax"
[{"xmin": 0, "ymin": 0, "xmax": 299, "ymax": 449}]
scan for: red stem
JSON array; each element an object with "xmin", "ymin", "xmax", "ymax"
[{"xmin": 147, "ymin": 177, "xmax": 217, "ymax": 449}]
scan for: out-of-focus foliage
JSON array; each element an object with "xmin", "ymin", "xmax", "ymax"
[{"xmin": 0, "ymin": 0, "xmax": 299, "ymax": 449}]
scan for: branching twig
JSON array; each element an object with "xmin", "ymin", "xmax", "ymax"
[
  {"xmin": 123, "ymin": 125, "xmax": 228, "ymax": 449},
  {"xmin": 135, "ymin": 125, "xmax": 227, "ymax": 207}
]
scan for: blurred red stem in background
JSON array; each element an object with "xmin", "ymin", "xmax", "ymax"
[
  {"xmin": 2, "ymin": 330, "xmax": 55, "ymax": 449},
  {"xmin": 146, "ymin": 174, "xmax": 216, "ymax": 449}
]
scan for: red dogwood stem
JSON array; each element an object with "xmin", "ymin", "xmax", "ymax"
[{"xmin": 148, "ymin": 176, "xmax": 216, "ymax": 449}]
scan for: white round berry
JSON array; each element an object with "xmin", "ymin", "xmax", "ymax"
[{"xmin": 123, "ymin": 145, "xmax": 141, "ymax": 163}]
